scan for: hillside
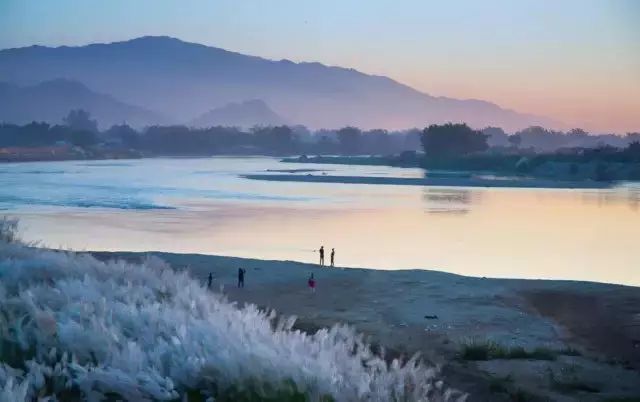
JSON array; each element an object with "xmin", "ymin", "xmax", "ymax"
[
  {"xmin": 0, "ymin": 79, "xmax": 163, "ymax": 128},
  {"xmin": 191, "ymin": 99, "xmax": 286, "ymax": 128},
  {"xmin": 0, "ymin": 36, "xmax": 556, "ymax": 131}
]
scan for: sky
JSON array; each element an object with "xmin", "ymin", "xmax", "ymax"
[{"xmin": 1, "ymin": 0, "xmax": 638, "ymax": 133}]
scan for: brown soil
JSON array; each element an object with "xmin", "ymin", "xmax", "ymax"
[{"xmin": 523, "ymin": 288, "xmax": 640, "ymax": 369}]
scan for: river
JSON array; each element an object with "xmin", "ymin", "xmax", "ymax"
[{"xmin": 1, "ymin": 157, "xmax": 638, "ymax": 285}]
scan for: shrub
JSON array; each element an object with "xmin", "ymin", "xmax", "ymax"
[
  {"xmin": 547, "ymin": 369, "xmax": 600, "ymax": 394},
  {"xmin": 558, "ymin": 347, "xmax": 581, "ymax": 357},
  {"xmin": 529, "ymin": 347, "xmax": 556, "ymax": 361},
  {"xmin": 460, "ymin": 341, "xmax": 493, "ymax": 361},
  {"xmin": 460, "ymin": 341, "xmax": 557, "ymax": 361}
]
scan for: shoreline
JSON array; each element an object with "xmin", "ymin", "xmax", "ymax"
[
  {"xmin": 0, "ymin": 156, "xmax": 622, "ymax": 190},
  {"xmin": 242, "ymin": 173, "xmax": 612, "ymax": 189},
  {"xmin": 92, "ymin": 250, "xmax": 640, "ymax": 401}
]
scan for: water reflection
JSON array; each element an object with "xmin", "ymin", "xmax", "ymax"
[
  {"xmin": 422, "ymin": 188, "xmax": 479, "ymax": 214},
  {"xmin": 629, "ymin": 188, "xmax": 640, "ymax": 211},
  {"xmin": 579, "ymin": 185, "xmax": 640, "ymax": 210},
  {"xmin": 1, "ymin": 157, "xmax": 639, "ymax": 286}
]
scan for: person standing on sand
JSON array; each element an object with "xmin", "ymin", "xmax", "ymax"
[
  {"xmin": 237, "ymin": 268, "xmax": 245, "ymax": 288},
  {"xmin": 207, "ymin": 273, "xmax": 213, "ymax": 289},
  {"xmin": 319, "ymin": 246, "xmax": 325, "ymax": 266},
  {"xmin": 330, "ymin": 248, "xmax": 335, "ymax": 267},
  {"xmin": 308, "ymin": 273, "xmax": 316, "ymax": 293}
]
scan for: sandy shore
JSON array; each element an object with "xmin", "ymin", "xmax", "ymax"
[
  {"xmin": 242, "ymin": 173, "xmax": 611, "ymax": 189},
  {"xmin": 92, "ymin": 251, "xmax": 640, "ymax": 401}
]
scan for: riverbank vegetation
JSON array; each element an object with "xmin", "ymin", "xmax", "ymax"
[
  {"xmin": 1, "ymin": 109, "xmax": 638, "ymax": 160},
  {"xmin": 287, "ymin": 124, "xmax": 640, "ymax": 182},
  {"xmin": 1, "ymin": 111, "xmax": 639, "ymax": 182},
  {"xmin": 0, "ymin": 219, "xmax": 458, "ymax": 401}
]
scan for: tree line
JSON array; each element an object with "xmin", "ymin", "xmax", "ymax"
[
  {"xmin": 420, "ymin": 123, "xmax": 639, "ymax": 160},
  {"xmin": 419, "ymin": 123, "xmax": 640, "ymax": 181},
  {"xmin": 0, "ymin": 110, "xmax": 638, "ymax": 158},
  {"xmin": 0, "ymin": 110, "xmax": 421, "ymax": 156}
]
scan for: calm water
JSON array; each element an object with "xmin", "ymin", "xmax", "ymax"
[{"xmin": 1, "ymin": 157, "xmax": 639, "ymax": 286}]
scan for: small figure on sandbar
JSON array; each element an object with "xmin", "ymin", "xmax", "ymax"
[
  {"xmin": 238, "ymin": 267, "xmax": 245, "ymax": 288},
  {"xmin": 308, "ymin": 273, "xmax": 316, "ymax": 293}
]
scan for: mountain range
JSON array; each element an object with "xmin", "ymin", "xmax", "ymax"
[
  {"xmin": 191, "ymin": 99, "xmax": 286, "ymax": 128},
  {"xmin": 0, "ymin": 36, "xmax": 557, "ymax": 131},
  {"xmin": 0, "ymin": 79, "xmax": 163, "ymax": 128}
]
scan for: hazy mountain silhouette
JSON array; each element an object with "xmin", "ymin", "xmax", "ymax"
[
  {"xmin": 0, "ymin": 36, "xmax": 558, "ymax": 131},
  {"xmin": 0, "ymin": 79, "xmax": 164, "ymax": 128},
  {"xmin": 191, "ymin": 99, "xmax": 286, "ymax": 128}
]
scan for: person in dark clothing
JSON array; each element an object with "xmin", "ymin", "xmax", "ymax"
[
  {"xmin": 330, "ymin": 248, "xmax": 335, "ymax": 267},
  {"xmin": 319, "ymin": 246, "xmax": 325, "ymax": 266},
  {"xmin": 238, "ymin": 268, "xmax": 245, "ymax": 288},
  {"xmin": 207, "ymin": 273, "xmax": 213, "ymax": 289},
  {"xmin": 308, "ymin": 273, "xmax": 316, "ymax": 293}
]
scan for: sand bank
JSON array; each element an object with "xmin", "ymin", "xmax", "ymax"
[
  {"xmin": 242, "ymin": 173, "xmax": 611, "ymax": 189},
  {"xmin": 92, "ymin": 251, "xmax": 640, "ymax": 401}
]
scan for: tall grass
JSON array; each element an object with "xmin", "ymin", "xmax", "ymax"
[
  {"xmin": 0, "ymin": 219, "xmax": 463, "ymax": 401},
  {"xmin": 460, "ymin": 340, "xmax": 556, "ymax": 361},
  {"xmin": 0, "ymin": 217, "xmax": 18, "ymax": 244}
]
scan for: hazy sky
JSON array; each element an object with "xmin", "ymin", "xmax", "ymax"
[{"xmin": 1, "ymin": 0, "xmax": 638, "ymax": 133}]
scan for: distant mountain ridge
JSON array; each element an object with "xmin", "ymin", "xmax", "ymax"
[
  {"xmin": 0, "ymin": 79, "xmax": 164, "ymax": 128},
  {"xmin": 0, "ymin": 36, "xmax": 558, "ymax": 131},
  {"xmin": 191, "ymin": 99, "xmax": 286, "ymax": 128}
]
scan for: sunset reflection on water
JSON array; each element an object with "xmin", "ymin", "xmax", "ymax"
[{"xmin": 3, "ymin": 157, "xmax": 639, "ymax": 286}]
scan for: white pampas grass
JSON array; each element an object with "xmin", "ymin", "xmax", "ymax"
[{"xmin": 0, "ymin": 221, "xmax": 463, "ymax": 401}]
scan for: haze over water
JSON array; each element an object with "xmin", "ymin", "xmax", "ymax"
[{"xmin": 2, "ymin": 157, "xmax": 638, "ymax": 286}]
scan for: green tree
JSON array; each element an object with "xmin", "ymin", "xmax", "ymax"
[
  {"xmin": 421, "ymin": 123, "xmax": 488, "ymax": 158},
  {"xmin": 363, "ymin": 129, "xmax": 390, "ymax": 154},
  {"xmin": 105, "ymin": 124, "xmax": 140, "ymax": 148},
  {"xmin": 63, "ymin": 109, "xmax": 98, "ymax": 133},
  {"xmin": 68, "ymin": 129, "xmax": 97, "ymax": 147},
  {"xmin": 483, "ymin": 126, "xmax": 508, "ymax": 147},
  {"xmin": 337, "ymin": 126, "xmax": 362, "ymax": 154},
  {"xmin": 567, "ymin": 128, "xmax": 588, "ymax": 137},
  {"xmin": 252, "ymin": 125, "xmax": 296, "ymax": 154},
  {"xmin": 508, "ymin": 134, "xmax": 522, "ymax": 148},
  {"xmin": 594, "ymin": 162, "xmax": 613, "ymax": 181}
]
